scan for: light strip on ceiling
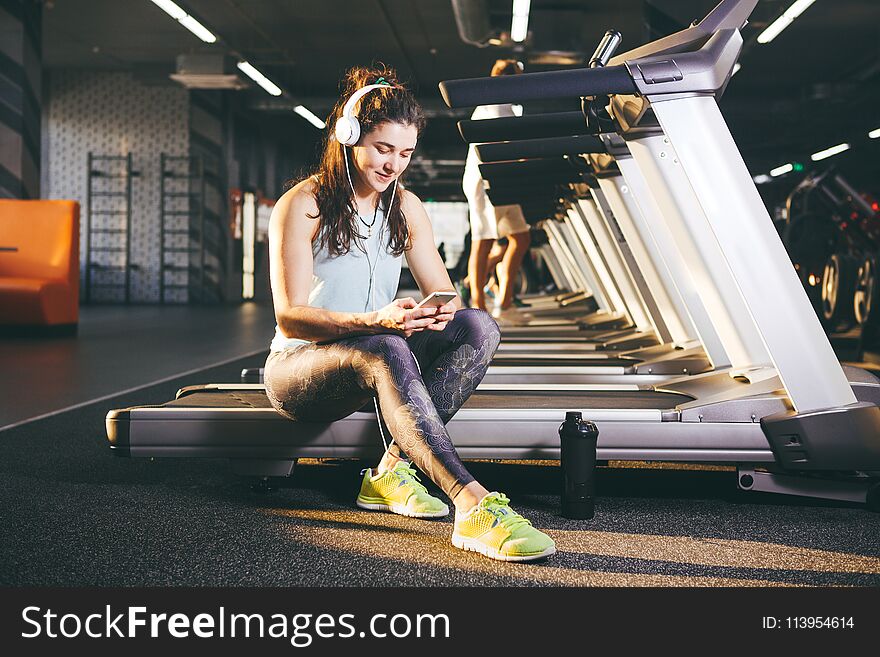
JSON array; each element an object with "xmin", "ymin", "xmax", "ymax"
[
  {"xmin": 810, "ymin": 142, "xmax": 850, "ymax": 161},
  {"xmin": 150, "ymin": 0, "xmax": 217, "ymax": 43},
  {"xmin": 237, "ymin": 61, "xmax": 283, "ymax": 97},
  {"xmin": 511, "ymin": 0, "xmax": 531, "ymax": 43},
  {"xmin": 756, "ymin": 0, "xmax": 817, "ymax": 44},
  {"xmin": 293, "ymin": 105, "xmax": 326, "ymax": 129},
  {"xmin": 770, "ymin": 163, "xmax": 794, "ymax": 177}
]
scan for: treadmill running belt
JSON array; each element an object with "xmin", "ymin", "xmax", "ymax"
[
  {"xmin": 464, "ymin": 389, "xmax": 690, "ymax": 410},
  {"xmin": 168, "ymin": 392, "xmax": 272, "ymax": 408},
  {"xmin": 166, "ymin": 388, "xmax": 691, "ymax": 411},
  {"xmin": 493, "ymin": 357, "xmax": 638, "ymax": 367}
]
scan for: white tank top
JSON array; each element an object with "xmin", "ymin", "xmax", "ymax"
[{"xmin": 270, "ymin": 205, "xmax": 403, "ymax": 352}]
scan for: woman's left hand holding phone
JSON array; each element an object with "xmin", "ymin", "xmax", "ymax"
[
  {"xmin": 425, "ymin": 300, "xmax": 456, "ymax": 331},
  {"xmin": 374, "ymin": 298, "xmax": 446, "ymax": 337}
]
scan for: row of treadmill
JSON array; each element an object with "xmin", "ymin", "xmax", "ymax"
[{"xmin": 106, "ymin": 0, "xmax": 880, "ymax": 508}]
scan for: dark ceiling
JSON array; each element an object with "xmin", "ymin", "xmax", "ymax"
[{"xmin": 42, "ymin": 0, "xmax": 880, "ymax": 198}]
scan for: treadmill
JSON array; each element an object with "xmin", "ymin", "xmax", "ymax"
[
  {"xmin": 463, "ymin": 127, "xmax": 713, "ymax": 368},
  {"xmin": 431, "ymin": 145, "xmax": 707, "ymax": 370},
  {"xmin": 106, "ymin": 0, "xmax": 880, "ymax": 506}
]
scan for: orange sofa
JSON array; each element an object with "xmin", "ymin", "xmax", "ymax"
[{"xmin": 0, "ymin": 200, "xmax": 80, "ymax": 333}]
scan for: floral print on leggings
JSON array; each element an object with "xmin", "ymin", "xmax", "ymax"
[{"xmin": 263, "ymin": 308, "xmax": 501, "ymax": 501}]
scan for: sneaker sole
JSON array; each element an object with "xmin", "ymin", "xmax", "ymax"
[
  {"xmin": 356, "ymin": 499, "xmax": 449, "ymax": 519},
  {"xmin": 451, "ymin": 534, "xmax": 556, "ymax": 562}
]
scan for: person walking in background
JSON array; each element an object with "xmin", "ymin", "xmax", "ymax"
[{"xmin": 462, "ymin": 59, "xmax": 532, "ymax": 321}]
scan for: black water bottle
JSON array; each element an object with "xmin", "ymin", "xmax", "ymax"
[{"xmin": 559, "ymin": 411, "xmax": 599, "ymax": 519}]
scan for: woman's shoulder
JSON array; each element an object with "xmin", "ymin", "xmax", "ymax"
[
  {"xmin": 399, "ymin": 188, "xmax": 432, "ymax": 236},
  {"xmin": 270, "ymin": 178, "xmax": 321, "ymax": 244},
  {"xmin": 399, "ymin": 187, "xmax": 423, "ymax": 212},
  {"xmin": 276, "ymin": 177, "xmax": 320, "ymax": 215}
]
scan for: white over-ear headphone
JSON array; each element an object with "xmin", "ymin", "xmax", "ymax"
[{"xmin": 334, "ymin": 82, "xmax": 392, "ymax": 146}]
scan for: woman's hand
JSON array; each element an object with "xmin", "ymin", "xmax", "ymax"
[
  {"xmin": 425, "ymin": 300, "xmax": 456, "ymax": 332},
  {"xmin": 373, "ymin": 298, "xmax": 441, "ymax": 337}
]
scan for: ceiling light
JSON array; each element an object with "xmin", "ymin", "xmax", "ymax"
[
  {"xmin": 869, "ymin": 128, "xmax": 880, "ymax": 139},
  {"xmin": 511, "ymin": 0, "xmax": 530, "ymax": 43},
  {"xmin": 731, "ymin": 63, "xmax": 742, "ymax": 76},
  {"xmin": 150, "ymin": 0, "xmax": 217, "ymax": 43},
  {"xmin": 237, "ymin": 61, "xmax": 283, "ymax": 96},
  {"xmin": 753, "ymin": 174, "xmax": 772, "ymax": 184},
  {"xmin": 293, "ymin": 105, "xmax": 326, "ymax": 129},
  {"xmin": 178, "ymin": 15, "xmax": 217, "ymax": 43},
  {"xmin": 810, "ymin": 142, "xmax": 850, "ymax": 161},
  {"xmin": 151, "ymin": 0, "xmax": 186, "ymax": 20},
  {"xmin": 757, "ymin": 0, "xmax": 816, "ymax": 44},
  {"xmin": 770, "ymin": 163, "xmax": 793, "ymax": 177}
]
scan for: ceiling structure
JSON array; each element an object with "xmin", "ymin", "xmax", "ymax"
[{"xmin": 42, "ymin": 0, "xmax": 880, "ymax": 199}]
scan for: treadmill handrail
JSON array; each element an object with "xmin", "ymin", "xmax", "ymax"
[
  {"xmin": 608, "ymin": 0, "xmax": 756, "ymax": 66},
  {"xmin": 475, "ymin": 135, "xmax": 605, "ymax": 162},
  {"xmin": 439, "ymin": 0, "xmax": 757, "ymax": 109},
  {"xmin": 459, "ymin": 111, "xmax": 589, "ymax": 143},
  {"xmin": 439, "ymin": 64, "xmax": 636, "ymax": 108},
  {"xmin": 477, "ymin": 157, "xmax": 588, "ymax": 181},
  {"xmin": 624, "ymin": 28, "xmax": 742, "ymax": 99}
]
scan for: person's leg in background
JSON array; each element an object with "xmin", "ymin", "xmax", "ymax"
[
  {"xmin": 493, "ymin": 205, "xmax": 532, "ymax": 315},
  {"xmin": 487, "ymin": 239, "xmax": 507, "ymax": 280},
  {"xmin": 467, "ymin": 237, "xmax": 495, "ymax": 311},
  {"xmin": 483, "ymin": 239, "xmax": 507, "ymax": 301},
  {"xmin": 496, "ymin": 230, "xmax": 531, "ymax": 310},
  {"xmin": 464, "ymin": 181, "xmax": 500, "ymax": 311}
]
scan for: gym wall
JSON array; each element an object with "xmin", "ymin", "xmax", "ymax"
[
  {"xmin": 43, "ymin": 70, "xmax": 189, "ymax": 303},
  {"xmin": 189, "ymin": 89, "xmax": 228, "ymax": 304},
  {"xmin": 0, "ymin": 0, "xmax": 42, "ymax": 200},
  {"xmin": 40, "ymin": 66, "xmax": 317, "ymax": 305}
]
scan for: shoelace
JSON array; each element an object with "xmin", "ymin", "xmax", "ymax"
[
  {"xmin": 481, "ymin": 493, "xmax": 533, "ymax": 531},
  {"xmin": 393, "ymin": 464, "xmax": 430, "ymax": 495}
]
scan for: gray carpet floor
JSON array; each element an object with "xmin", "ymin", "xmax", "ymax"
[{"xmin": 2, "ymin": 355, "xmax": 878, "ymax": 587}]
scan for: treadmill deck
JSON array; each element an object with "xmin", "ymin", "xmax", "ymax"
[
  {"xmin": 165, "ymin": 388, "xmax": 691, "ymax": 411},
  {"xmin": 107, "ymin": 386, "xmax": 776, "ymax": 465}
]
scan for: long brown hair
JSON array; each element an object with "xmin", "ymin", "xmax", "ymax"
[{"xmin": 309, "ymin": 64, "xmax": 426, "ymax": 257}]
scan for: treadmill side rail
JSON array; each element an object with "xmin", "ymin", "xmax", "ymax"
[
  {"xmin": 761, "ymin": 402, "xmax": 880, "ymax": 471},
  {"xmin": 106, "ymin": 408, "xmax": 130, "ymax": 456}
]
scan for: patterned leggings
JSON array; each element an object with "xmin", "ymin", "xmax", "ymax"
[{"xmin": 264, "ymin": 308, "xmax": 501, "ymax": 501}]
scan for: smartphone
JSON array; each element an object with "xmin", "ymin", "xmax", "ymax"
[{"xmin": 414, "ymin": 291, "xmax": 457, "ymax": 310}]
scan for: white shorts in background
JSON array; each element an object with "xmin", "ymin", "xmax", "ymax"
[
  {"xmin": 463, "ymin": 102, "xmax": 530, "ymax": 242},
  {"xmin": 494, "ymin": 203, "xmax": 529, "ymax": 239},
  {"xmin": 467, "ymin": 189, "xmax": 529, "ymax": 241}
]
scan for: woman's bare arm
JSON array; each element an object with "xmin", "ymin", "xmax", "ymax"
[{"xmin": 402, "ymin": 191, "xmax": 462, "ymax": 330}]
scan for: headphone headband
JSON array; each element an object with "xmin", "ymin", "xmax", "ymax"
[
  {"xmin": 340, "ymin": 83, "xmax": 389, "ymax": 121},
  {"xmin": 334, "ymin": 82, "xmax": 393, "ymax": 146}
]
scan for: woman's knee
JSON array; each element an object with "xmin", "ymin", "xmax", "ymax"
[
  {"xmin": 369, "ymin": 333, "xmax": 413, "ymax": 359},
  {"xmin": 449, "ymin": 307, "xmax": 501, "ymax": 348},
  {"xmin": 355, "ymin": 334, "xmax": 420, "ymax": 381}
]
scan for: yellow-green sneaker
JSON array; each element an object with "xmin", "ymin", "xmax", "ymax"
[
  {"xmin": 356, "ymin": 461, "xmax": 449, "ymax": 518},
  {"xmin": 452, "ymin": 492, "xmax": 556, "ymax": 562}
]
